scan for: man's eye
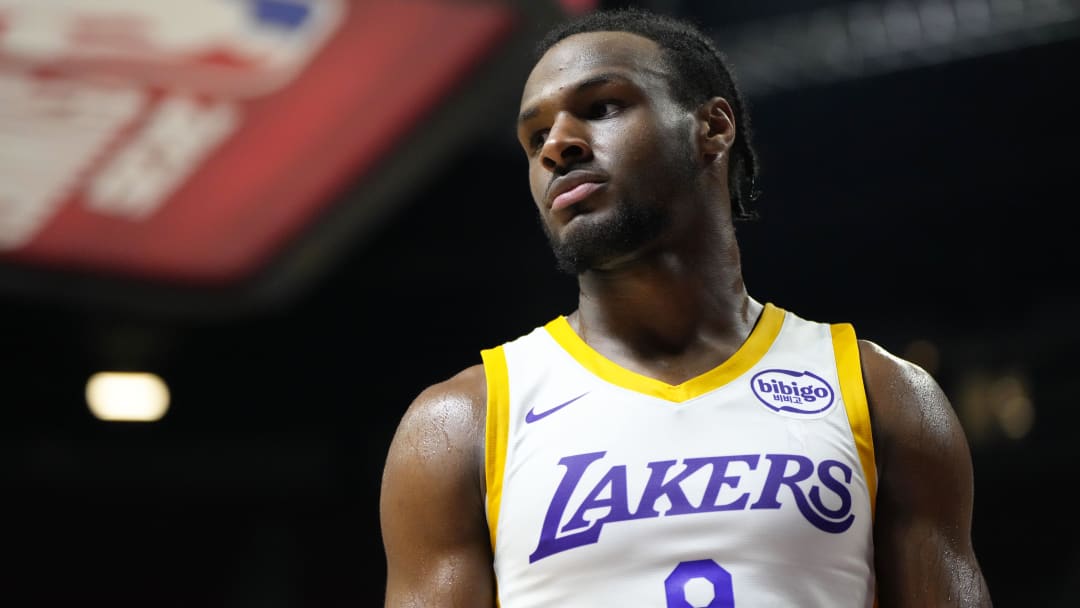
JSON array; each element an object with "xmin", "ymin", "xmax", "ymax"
[
  {"xmin": 530, "ymin": 130, "xmax": 548, "ymax": 152},
  {"xmin": 586, "ymin": 100, "xmax": 621, "ymax": 118}
]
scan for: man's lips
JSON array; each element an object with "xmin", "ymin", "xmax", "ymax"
[
  {"xmin": 551, "ymin": 181, "xmax": 605, "ymax": 212},
  {"xmin": 546, "ymin": 171, "xmax": 608, "ymax": 212}
]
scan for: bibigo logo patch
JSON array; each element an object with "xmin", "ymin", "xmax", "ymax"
[{"xmin": 750, "ymin": 369, "xmax": 835, "ymax": 417}]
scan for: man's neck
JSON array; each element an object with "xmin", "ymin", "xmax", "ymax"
[{"xmin": 567, "ymin": 248, "xmax": 762, "ymax": 385}]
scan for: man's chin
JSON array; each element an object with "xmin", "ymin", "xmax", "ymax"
[
  {"xmin": 546, "ymin": 201, "xmax": 666, "ymax": 275},
  {"xmin": 551, "ymin": 240, "xmax": 638, "ymax": 275},
  {"xmin": 551, "ymin": 247, "xmax": 592, "ymax": 276}
]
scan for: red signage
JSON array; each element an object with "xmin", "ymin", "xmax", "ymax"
[{"xmin": 0, "ymin": 0, "xmax": 515, "ymax": 287}]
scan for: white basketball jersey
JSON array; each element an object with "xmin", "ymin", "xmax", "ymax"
[{"xmin": 480, "ymin": 303, "xmax": 878, "ymax": 608}]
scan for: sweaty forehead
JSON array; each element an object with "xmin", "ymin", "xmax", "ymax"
[{"xmin": 521, "ymin": 31, "xmax": 667, "ymax": 105}]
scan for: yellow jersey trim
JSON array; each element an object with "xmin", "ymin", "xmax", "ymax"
[
  {"xmin": 481, "ymin": 345, "xmax": 510, "ymax": 552},
  {"xmin": 543, "ymin": 303, "xmax": 786, "ymax": 402},
  {"xmin": 830, "ymin": 323, "xmax": 878, "ymax": 516}
]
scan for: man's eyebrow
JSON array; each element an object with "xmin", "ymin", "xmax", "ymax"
[{"xmin": 517, "ymin": 72, "xmax": 632, "ymax": 124}]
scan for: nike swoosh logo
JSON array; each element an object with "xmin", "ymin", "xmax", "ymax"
[{"xmin": 525, "ymin": 391, "xmax": 590, "ymax": 424}]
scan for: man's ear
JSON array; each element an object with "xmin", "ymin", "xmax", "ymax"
[{"xmin": 697, "ymin": 97, "xmax": 736, "ymax": 163}]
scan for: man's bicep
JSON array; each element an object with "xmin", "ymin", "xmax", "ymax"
[
  {"xmin": 380, "ymin": 374, "xmax": 495, "ymax": 607},
  {"xmin": 861, "ymin": 341, "xmax": 992, "ymax": 607}
]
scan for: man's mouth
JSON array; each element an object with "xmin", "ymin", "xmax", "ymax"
[{"xmin": 551, "ymin": 181, "xmax": 605, "ymax": 212}]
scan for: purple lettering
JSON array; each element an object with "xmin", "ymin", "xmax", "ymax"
[
  {"xmin": 691, "ymin": 454, "xmax": 760, "ymax": 513},
  {"xmin": 751, "ymin": 453, "xmax": 814, "ymax": 510},
  {"xmin": 810, "ymin": 459, "xmax": 854, "ymax": 520},
  {"xmin": 562, "ymin": 465, "xmax": 633, "ymax": 532},
  {"xmin": 750, "ymin": 454, "xmax": 854, "ymax": 533},
  {"xmin": 633, "ymin": 459, "xmax": 707, "ymax": 517},
  {"xmin": 531, "ymin": 450, "xmax": 857, "ymax": 562},
  {"xmin": 529, "ymin": 451, "xmax": 606, "ymax": 562}
]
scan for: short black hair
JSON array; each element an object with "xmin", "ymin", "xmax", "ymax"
[{"xmin": 534, "ymin": 7, "xmax": 761, "ymax": 221}]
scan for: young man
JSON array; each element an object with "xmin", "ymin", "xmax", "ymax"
[{"xmin": 380, "ymin": 8, "xmax": 993, "ymax": 607}]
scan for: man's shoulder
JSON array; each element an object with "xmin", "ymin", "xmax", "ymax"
[
  {"xmin": 856, "ymin": 338, "xmax": 937, "ymax": 393},
  {"xmin": 403, "ymin": 318, "xmax": 566, "ymax": 425},
  {"xmin": 387, "ymin": 364, "xmax": 488, "ymax": 468},
  {"xmin": 856, "ymin": 338, "xmax": 960, "ymax": 447},
  {"xmin": 411, "ymin": 363, "xmax": 488, "ymax": 416}
]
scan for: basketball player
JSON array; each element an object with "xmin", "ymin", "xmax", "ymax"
[{"xmin": 380, "ymin": 8, "xmax": 993, "ymax": 607}]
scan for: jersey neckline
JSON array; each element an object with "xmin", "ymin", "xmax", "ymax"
[{"xmin": 543, "ymin": 302, "xmax": 786, "ymax": 402}]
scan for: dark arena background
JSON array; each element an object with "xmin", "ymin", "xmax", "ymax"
[{"xmin": 1, "ymin": 0, "xmax": 1075, "ymax": 605}]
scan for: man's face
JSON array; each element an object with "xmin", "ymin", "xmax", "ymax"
[{"xmin": 517, "ymin": 31, "xmax": 701, "ymax": 274}]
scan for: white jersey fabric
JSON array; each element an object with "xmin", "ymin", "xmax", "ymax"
[{"xmin": 480, "ymin": 303, "xmax": 878, "ymax": 608}]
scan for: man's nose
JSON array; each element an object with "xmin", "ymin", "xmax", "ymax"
[{"xmin": 540, "ymin": 113, "xmax": 592, "ymax": 172}]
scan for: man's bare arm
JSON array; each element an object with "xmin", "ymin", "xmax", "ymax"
[
  {"xmin": 861, "ymin": 340, "xmax": 993, "ymax": 607},
  {"xmin": 380, "ymin": 364, "xmax": 496, "ymax": 607}
]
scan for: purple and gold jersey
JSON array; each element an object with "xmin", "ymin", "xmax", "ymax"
[{"xmin": 481, "ymin": 303, "xmax": 878, "ymax": 607}]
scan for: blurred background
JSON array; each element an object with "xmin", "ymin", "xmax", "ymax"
[{"xmin": 1, "ymin": 0, "xmax": 1075, "ymax": 605}]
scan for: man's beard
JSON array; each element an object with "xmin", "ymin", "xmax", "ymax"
[
  {"xmin": 542, "ymin": 197, "xmax": 670, "ymax": 275},
  {"xmin": 542, "ymin": 134, "xmax": 698, "ymax": 275}
]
